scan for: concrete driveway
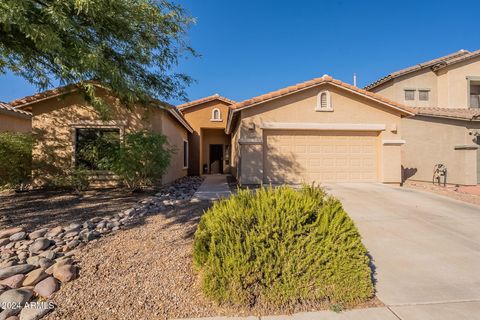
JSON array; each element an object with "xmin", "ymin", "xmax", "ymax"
[{"xmin": 324, "ymin": 183, "xmax": 480, "ymax": 319}]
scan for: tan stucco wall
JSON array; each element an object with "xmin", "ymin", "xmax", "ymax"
[
  {"xmin": 29, "ymin": 89, "xmax": 187, "ymax": 187},
  {"xmin": 234, "ymin": 84, "xmax": 406, "ymax": 184},
  {"xmin": 181, "ymin": 100, "xmax": 231, "ymax": 175},
  {"xmin": 401, "ymin": 116, "xmax": 480, "ymax": 185},
  {"xmin": 0, "ymin": 112, "xmax": 31, "ymax": 133},
  {"xmin": 161, "ymin": 112, "xmax": 188, "ymax": 184},
  {"xmin": 373, "ymin": 56, "xmax": 480, "ymax": 109}
]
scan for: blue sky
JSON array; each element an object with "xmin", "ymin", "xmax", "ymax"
[{"xmin": 1, "ymin": 0, "xmax": 479, "ymax": 105}]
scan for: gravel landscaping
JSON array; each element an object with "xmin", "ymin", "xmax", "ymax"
[
  {"xmin": 0, "ymin": 176, "xmax": 204, "ymax": 319},
  {"xmin": 403, "ymin": 180, "xmax": 480, "ymax": 206}
]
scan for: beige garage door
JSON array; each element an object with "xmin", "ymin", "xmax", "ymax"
[{"xmin": 264, "ymin": 130, "xmax": 379, "ymax": 184}]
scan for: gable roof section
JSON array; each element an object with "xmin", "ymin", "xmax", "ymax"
[
  {"xmin": 0, "ymin": 101, "xmax": 32, "ymax": 118},
  {"xmin": 10, "ymin": 83, "xmax": 82, "ymax": 109},
  {"xmin": 365, "ymin": 50, "xmax": 472, "ymax": 90},
  {"xmin": 413, "ymin": 107, "xmax": 480, "ymax": 121},
  {"xmin": 226, "ymin": 75, "xmax": 415, "ymax": 134},
  {"xmin": 177, "ymin": 94, "xmax": 236, "ymax": 111},
  {"xmin": 9, "ymin": 84, "xmax": 193, "ymax": 133},
  {"xmin": 431, "ymin": 49, "xmax": 480, "ymax": 72}
]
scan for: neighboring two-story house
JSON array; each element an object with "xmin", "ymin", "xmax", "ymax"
[{"xmin": 366, "ymin": 50, "xmax": 480, "ymax": 185}]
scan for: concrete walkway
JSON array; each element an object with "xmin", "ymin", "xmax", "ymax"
[{"xmin": 192, "ymin": 174, "xmax": 232, "ymax": 201}]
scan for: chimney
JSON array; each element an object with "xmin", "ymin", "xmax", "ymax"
[{"xmin": 353, "ymin": 72, "xmax": 357, "ymax": 87}]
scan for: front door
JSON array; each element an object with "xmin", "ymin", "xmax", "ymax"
[{"xmin": 209, "ymin": 144, "xmax": 223, "ymax": 174}]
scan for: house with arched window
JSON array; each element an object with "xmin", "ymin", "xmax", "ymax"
[{"xmin": 178, "ymin": 94, "xmax": 235, "ymax": 175}]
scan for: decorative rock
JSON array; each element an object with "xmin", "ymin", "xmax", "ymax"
[
  {"xmin": 18, "ymin": 300, "xmax": 54, "ymax": 320},
  {"xmin": 38, "ymin": 250, "xmax": 55, "ymax": 260},
  {"xmin": 0, "ymin": 288, "xmax": 33, "ymax": 317},
  {"xmin": 22, "ymin": 268, "xmax": 48, "ymax": 287},
  {"xmin": 0, "ymin": 260, "xmax": 17, "ymax": 269},
  {"xmin": 0, "ymin": 274, "xmax": 25, "ymax": 289},
  {"xmin": 9, "ymin": 232, "xmax": 26, "ymax": 242},
  {"xmin": 28, "ymin": 238, "xmax": 51, "ymax": 254},
  {"xmin": 0, "ymin": 227, "xmax": 24, "ymax": 240},
  {"xmin": 17, "ymin": 252, "xmax": 28, "ymax": 261},
  {"xmin": 25, "ymin": 256, "xmax": 40, "ymax": 267},
  {"xmin": 0, "ymin": 238, "xmax": 10, "ymax": 246},
  {"xmin": 37, "ymin": 258, "xmax": 53, "ymax": 270},
  {"xmin": 33, "ymin": 277, "xmax": 58, "ymax": 298},
  {"xmin": 45, "ymin": 227, "xmax": 63, "ymax": 238},
  {"xmin": 64, "ymin": 223, "xmax": 81, "ymax": 233},
  {"xmin": 27, "ymin": 229, "xmax": 48, "ymax": 241},
  {"xmin": 5, "ymin": 316, "xmax": 20, "ymax": 320},
  {"xmin": 45, "ymin": 259, "xmax": 73, "ymax": 275},
  {"xmin": 52, "ymin": 264, "xmax": 77, "ymax": 283},
  {"xmin": 62, "ymin": 231, "xmax": 79, "ymax": 239},
  {"xmin": 79, "ymin": 230, "xmax": 99, "ymax": 242},
  {"xmin": 0, "ymin": 265, "xmax": 34, "ymax": 280},
  {"xmin": 66, "ymin": 240, "xmax": 79, "ymax": 250}
]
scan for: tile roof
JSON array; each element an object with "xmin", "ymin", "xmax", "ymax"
[
  {"xmin": 229, "ymin": 75, "xmax": 416, "ymax": 114},
  {"xmin": 225, "ymin": 75, "xmax": 416, "ymax": 134},
  {"xmin": 177, "ymin": 94, "xmax": 236, "ymax": 111},
  {"xmin": 9, "ymin": 84, "xmax": 193, "ymax": 131},
  {"xmin": 0, "ymin": 101, "xmax": 32, "ymax": 116},
  {"xmin": 10, "ymin": 83, "xmax": 81, "ymax": 108},
  {"xmin": 413, "ymin": 107, "xmax": 480, "ymax": 121},
  {"xmin": 365, "ymin": 50, "xmax": 472, "ymax": 90},
  {"xmin": 431, "ymin": 49, "xmax": 480, "ymax": 71}
]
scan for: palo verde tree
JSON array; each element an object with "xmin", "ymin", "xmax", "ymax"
[{"xmin": 0, "ymin": 0, "xmax": 195, "ymax": 114}]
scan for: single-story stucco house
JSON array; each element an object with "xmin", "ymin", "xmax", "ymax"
[
  {"xmin": 0, "ymin": 102, "xmax": 31, "ymax": 133},
  {"xmin": 10, "ymin": 84, "xmax": 193, "ymax": 187},
  {"xmin": 225, "ymin": 75, "xmax": 415, "ymax": 185}
]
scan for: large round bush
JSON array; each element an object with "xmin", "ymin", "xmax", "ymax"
[{"xmin": 193, "ymin": 185, "xmax": 374, "ymax": 307}]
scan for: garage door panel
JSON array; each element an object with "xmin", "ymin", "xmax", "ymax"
[{"xmin": 264, "ymin": 130, "xmax": 379, "ymax": 183}]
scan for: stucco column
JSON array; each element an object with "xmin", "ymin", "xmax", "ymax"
[
  {"xmin": 454, "ymin": 145, "xmax": 478, "ymax": 185},
  {"xmin": 381, "ymin": 140, "xmax": 405, "ymax": 184}
]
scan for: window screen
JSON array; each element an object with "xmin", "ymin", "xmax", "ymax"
[
  {"xmin": 75, "ymin": 128, "xmax": 120, "ymax": 170},
  {"xmin": 404, "ymin": 90, "xmax": 415, "ymax": 101}
]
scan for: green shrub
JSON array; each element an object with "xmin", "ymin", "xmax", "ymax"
[
  {"xmin": 79, "ymin": 131, "xmax": 173, "ymax": 190},
  {"xmin": 193, "ymin": 185, "xmax": 374, "ymax": 308},
  {"xmin": 110, "ymin": 132, "xmax": 173, "ymax": 190},
  {"xmin": 0, "ymin": 132, "xmax": 34, "ymax": 189}
]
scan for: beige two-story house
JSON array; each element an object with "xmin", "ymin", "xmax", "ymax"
[{"xmin": 366, "ymin": 49, "xmax": 480, "ymax": 185}]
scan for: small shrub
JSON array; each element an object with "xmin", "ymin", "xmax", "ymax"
[
  {"xmin": 48, "ymin": 166, "xmax": 91, "ymax": 192},
  {"xmin": 0, "ymin": 132, "xmax": 34, "ymax": 189},
  {"xmin": 193, "ymin": 185, "xmax": 374, "ymax": 308},
  {"xmin": 109, "ymin": 132, "xmax": 173, "ymax": 190}
]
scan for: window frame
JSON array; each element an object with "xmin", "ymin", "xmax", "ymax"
[
  {"xmin": 315, "ymin": 90, "xmax": 333, "ymax": 111},
  {"xmin": 74, "ymin": 127, "xmax": 121, "ymax": 171},
  {"xmin": 467, "ymin": 76, "xmax": 480, "ymax": 108},
  {"xmin": 418, "ymin": 89, "xmax": 430, "ymax": 101},
  {"xmin": 183, "ymin": 139, "xmax": 189, "ymax": 169},
  {"xmin": 404, "ymin": 89, "xmax": 416, "ymax": 101},
  {"xmin": 210, "ymin": 108, "xmax": 222, "ymax": 121}
]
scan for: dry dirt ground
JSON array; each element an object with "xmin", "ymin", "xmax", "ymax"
[
  {"xmin": 403, "ymin": 181, "xmax": 480, "ymax": 206},
  {"xmin": 0, "ymin": 188, "xmax": 156, "ymax": 231},
  {"xmin": 45, "ymin": 201, "xmax": 380, "ymax": 320}
]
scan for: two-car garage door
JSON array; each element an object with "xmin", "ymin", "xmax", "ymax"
[{"xmin": 264, "ymin": 130, "xmax": 379, "ymax": 184}]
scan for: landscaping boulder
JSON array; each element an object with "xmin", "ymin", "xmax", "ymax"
[
  {"xmin": 33, "ymin": 277, "xmax": 58, "ymax": 298},
  {"xmin": 0, "ymin": 238, "xmax": 10, "ymax": 246},
  {"xmin": 0, "ymin": 274, "xmax": 25, "ymax": 289},
  {"xmin": 0, "ymin": 228, "xmax": 24, "ymax": 240},
  {"xmin": 22, "ymin": 268, "xmax": 48, "ymax": 287},
  {"xmin": 45, "ymin": 227, "xmax": 63, "ymax": 238},
  {"xmin": 9, "ymin": 232, "xmax": 26, "ymax": 242},
  {"xmin": 28, "ymin": 239, "xmax": 51, "ymax": 254},
  {"xmin": 27, "ymin": 229, "xmax": 48, "ymax": 241},
  {"xmin": 0, "ymin": 288, "xmax": 33, "ymax": 317},
  {"xmin": 18, "ymin": 300, "xmax": 53, "ymax": 320},
  {"xmin": 0, "ymin": 265, "xmax": 34, "ymax": 280},
  {"xmin": 53, "ymin": 265, "xmax": 77, "ymax": 283}
]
